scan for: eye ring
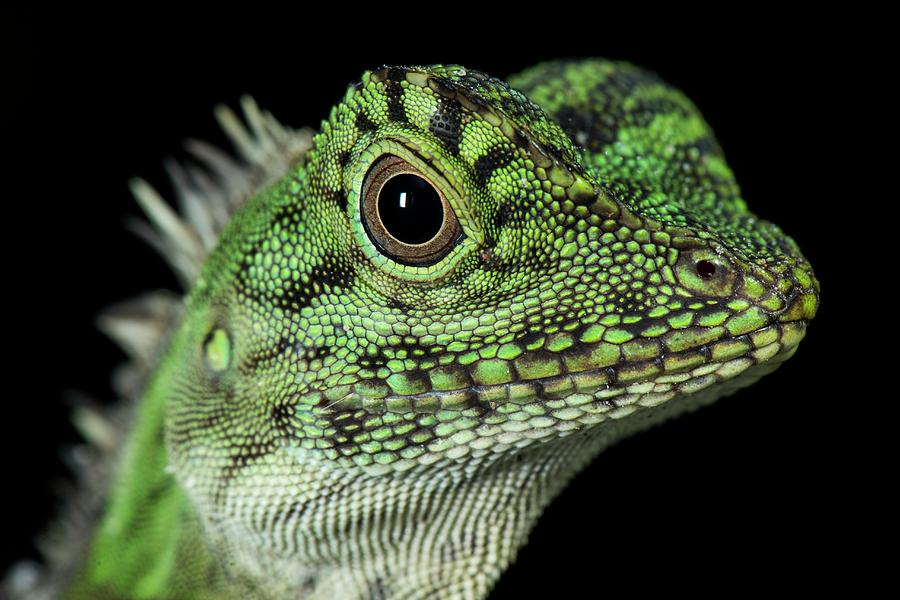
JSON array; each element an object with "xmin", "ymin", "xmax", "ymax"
[{"xmin": 361, "ymin": 155, "xmax": 462, "ymax": 266}]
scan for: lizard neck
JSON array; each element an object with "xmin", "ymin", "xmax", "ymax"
[
  {"xmin": 222, "ymin": 433, "xmax": 600, "ymax": 600},
  {"xmin": 206, "ymin": 405, "xmax": 670, "ymax": 599}
]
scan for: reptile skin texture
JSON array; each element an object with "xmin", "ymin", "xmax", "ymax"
[{"xmin": 8, "ymin": 60, "xmax": 818, "ymax": 600}]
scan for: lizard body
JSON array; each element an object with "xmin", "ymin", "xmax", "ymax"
[{"xmin": 10, "ymin": 60, "xmax": 818, "ymax": 600}]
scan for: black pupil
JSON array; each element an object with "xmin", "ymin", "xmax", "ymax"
[
  {"xmin": 696, "ymin": 259, "xmax": 716, "ymax": 279},
  {"xmin": 378, "ymin": 174, "xmax": 443, "ymax": 244}
]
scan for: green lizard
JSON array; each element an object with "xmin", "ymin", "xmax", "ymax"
[{"xmin": 8, "ymin": 59, "xmax": 818, "ymax": 600}]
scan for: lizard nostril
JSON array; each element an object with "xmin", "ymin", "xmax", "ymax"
[{"xmin": 696, "ymin": 259, "xmax": 716, "ymax": 279}]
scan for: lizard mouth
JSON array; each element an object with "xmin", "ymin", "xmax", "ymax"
[
  {"xmin": 325, "ymin": 319, "xmax": 808, "ymax": 416},
  {"xmin": 311, "ymin": 319, "xmax": 809, "ymax": 470}
]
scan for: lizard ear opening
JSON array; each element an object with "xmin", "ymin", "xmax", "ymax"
[
  {"xmin": 203, "ymin": 327, "xmax": 231, "ymax": 373},
  {"xmin": 360, "ymin": 155, "xmax": 462, "ymax": 267}
]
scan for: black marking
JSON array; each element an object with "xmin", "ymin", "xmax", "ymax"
[
  {"xmin": 285, "ymin": 500, "xmax": 308, "ymax": 521},
  {"xmin": 337, "ymin": 149, "xmax": 352, "ymax": 168},
  {"xmin": 238, "ymin": 336, "xmax": 292, "ymax": 375},
  {"xmin": 498, "ymin": 92, "xmax": 520, "ymax": 117},
  {"xmin": 195, "ymin": 404, "xmax": 227, "ymax": 431},
  {"xmin": 434, "ymin": 74, "xmax": 490, "ymax": 110},
  {"xmin": 494, "ymin": 204, "xmax": 512, "ymax": 228},
  {"xmin": 524, "ymin": 66, "xmax": 676, "ymax": 154},
  {"xmin": 699, "ymin": 345, "xmax": 712, "ymax": 361},
  {"xmin": 428, "ymin": 76, "xmax": 456, "ymax": 98},
  {"xmin": 554, "ymin": 105, "xmax": 618, "ymax": 150},
  {"xmin": 385, "ymin": 295, "xmax": 410, "ymax": 311},
  {"xmin": 544, "ymin": 142, "xmax": 564, "ymax": 161},
  {"xmin": 215, "ymin": 441, "xmax": 278, "ymax": 506},
  {"xmin": 400, "ymin": 368, "xmax": 432, "ymax": 390},
  {"xmin": 591, "ymin": 66, "xmax": 651, "ymax": 103},
  {"xmin": 386, "ymin": 66, "xmax": 405, "ymax": 82},
  {"xmin": 367, "ymin": 575, "xmax": 388, "ymax": 600},
  {"xmin": 627, "ymin": 96, "xmax": 692, "ymax": 130},
  {"xmin": 466, "ymin": 389, "xmax": 497, "ymax": 415},
  {"xmin": 479, "ymin": 248, "xmax": 501, "ymax": 270},
  {"xmin": 513, "ymin": 128, "xmax": 531, "ymax": 151},
  {"xmin": 678, "ymin": 136, "xmax": 722, "ymax": 159},
  {"xmin": 473, "ymin": 146, "xmax": 515, "ymax": 185},
  {"xmin": 330, "ymin": 189, "xmax": 348, "ymax": 211},
  {"xmin": 603, "ymin": 367, "xmax": 619, "ymax": 390},
  {"xmin": 355, "ymin": 110, "xmax": 377, "ymax": 133},
  {"xmin": 357, "ymin": 356, "xmax": 389, "ymax": 369},
  {"xmin": 299, "ymin": 575, "xmax": 318, "ymax": 594},
  {"xmin": 272, "ymin": 477, "xmax": 352, "ymax": 527},
  {"xmin": 426, "ymin": 70, "xmax": 578, "ymax": 170},
  {"xmin": 367, "ymin": 334, "xmax": 450, "ymax": 364},
  {"xmin": 429, "ymin": 97, "xmax": 463, "ymax": 154},
  {"xmin": 277, "ymin": 263, "xmax": 354, "ymax": 313},
  {"xmin": 328, "ymin": 409, "xmax": 370, "ymax": 450},
  {"xmin": 270, "ymin": 402, "xmax": 296, "ymax": 435},
  {"xmin": 229, "ymin": 445, "xmax": 273, "ymax": 469},
  {"xmin": 237, "ymin": 225, "xmax": 357, "ymax": 314},
  {"xmin": 385, "ymin": 67, "xmax": 407, "ymax": 124},
  {"xmin": 120, "ymin": 477, "xmax": 173, "ymax": 540},
  {"xmin": 652, "ymin": 356, "xmax": 666, "ymax": 374}
]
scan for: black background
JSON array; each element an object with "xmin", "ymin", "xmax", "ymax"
[{"xmin": 7, "ymin": 9, "xmax": 866, "ymax": 598}]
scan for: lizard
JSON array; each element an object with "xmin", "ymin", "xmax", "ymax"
[{"xmin": 5, "ymin": 59, "xmax": 819, "ymax": 600}]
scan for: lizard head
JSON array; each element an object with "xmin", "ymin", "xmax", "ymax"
[{"xmin": 159, "ymin": 64, "xmax": 818, "ymax": 512}]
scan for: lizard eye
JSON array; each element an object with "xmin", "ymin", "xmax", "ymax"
[
  {"xmin": 361, "ymin": 155, "xmax": 462, "ymax": 266},
  {"xmin": 696, "ymin": 259, "xmax": 716, "ymax": 279}
]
